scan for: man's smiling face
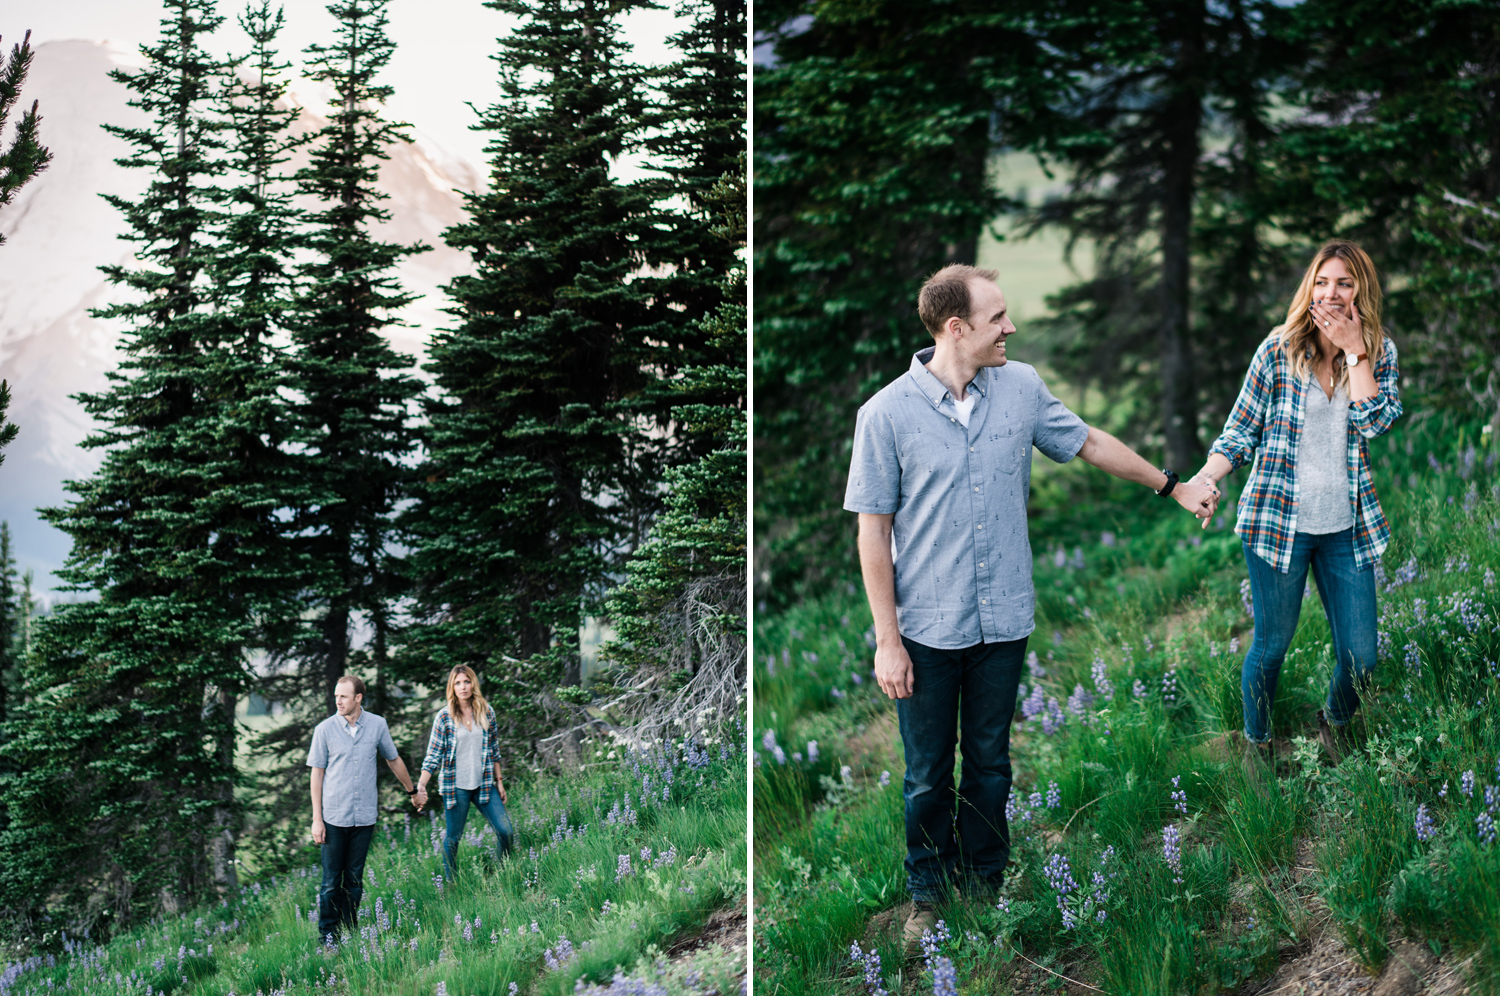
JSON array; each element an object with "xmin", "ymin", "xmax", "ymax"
[{"xmin": 956, "ymin": 277, "xmax": 1015, "ymax": 368}]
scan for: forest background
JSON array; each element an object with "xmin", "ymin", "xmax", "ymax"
[
  {"xmin": 754, "ymin": 0, "xmax": 1500, "ymax": 993},
  {"xmin": 0, "ymin": 0, "xmax": 747, "ymax": 987}
]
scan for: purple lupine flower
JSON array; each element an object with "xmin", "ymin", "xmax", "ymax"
[
  {"xmin": 1240, "ymin": 578, "xmax": 1254, "ymax": 616},
  {"xmin": 1021, "ymin": 683, "xmax": 1047, "ymax": 721},
  {"xmin": 1404, "ymin": 643, "xmax": 1422, "ymax": 675},
  {"xmin": 761, "ymin": 729, "xmax": 777, "ymax": 752},
  {"xmin": 1046, "ymin": 781, "xmax": 1061, "ymax": 809},
  {"xmin": 848, "ymin": 942, "xmax": 890, "ymax": 996},
  {"xmin": 772, "ymin": 745, "xmax": 787, "ymax": 765},
  {"xmin": 879, "ymin": 770, "xmax": 891, "ymax": 787},
  {"xmin": 434, "ymin": 983, "xmax": 447, "ymax": 996},
  {"xmin": 1163, "ymin": 825, "xmax": 1184, "ymax": 884},
  {"xmin": 1131, "ymin": 679, "xmax": 1147, "ymax": 699},
  {"xmin": 1228, "ymin": 636, "xmax": 1240, "ymax": 654},
  {"xmin": 1487, "ymin": 785, "xmax": 1500, "ymax": 816},
  {"xmin": 1477, "ymin": 812, "xmax": 1497, "ymax": 846},
  {"xmin": 1170, "ymin": 775, "xmax": 1188, "ymax": 815},
  {"xmin": 615, "ymin": 854, "xmax": 633, "ymax": 882},
  {"xmin": 851, "ymin": 671, "xmax": 863, "ymax": 685},
  {"xmin": 1091, "ymin": 653, "xmax": 1114, "ymax": 700},
  {"xmin": 1028, "ymin": 791, "xmax": 1044, "ymax": 810},
  {"xmin": 1415, "ymin": 804, "xmax": 1436, "ymax": 842},
  {"xmin": 995, "ymin": 896, "xmax": 1011, "ymax": 914},
  {"xmin": 931, "ymin": 955, "xmax": 957, "ymax": 996},
  {"xmin": 1439, "ymin": 781, "xmax": 1449, "ymax": 799},
  {"xmin": 1161, "ymin": 669, "xmax": 1178, "ymax": 704},
  {"xmin": 1461, "ymin": 770, "xmax": 1476, "ymax": 798},
  {"xmin": 1067, "ymin": 684, "xmax": 1095, "ymax": 718},
  {"xmin": 841, "ymin": 764, "xmax": 854, "ymax": 782},
  {"xmin": 1043, "ymin": 853, "xmax": 1077, "ymax": 900},
  {"xmin": 806, "ymin": 741, "xmax": 819, "ymax": 763},
  {"xmin": 1027, "ymin": 650, "xmax": 1046, "ymax": 678}
]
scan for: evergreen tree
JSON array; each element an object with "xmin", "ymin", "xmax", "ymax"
[
  {"xmin": 752, "ymin": 0, "xmax": 1061, "ymax": 606},
  {"xmin": 596, "ymin": 160, "xmax": 746, "ymax": 741},
  {"xmin": 0, "ymin": 29, "xmax": 52, "ymax": 247},
  {"xmin": 0, "ymin": 0, "xmax": 282, "ymax": 926},
  {"xmin": 204, "ymin": 0, "xmax": 315, "ymax": 860},
  {"xmin": 255, "ymin": 0, "xmax": 423, "ymax": 789},
  {"xmin": 1017, "ymin": 0, "xmax": 1298, "ymax": 470},
  {"xmin": 405, "ymin": 0, "xmax": 727, "ymax": 755}
]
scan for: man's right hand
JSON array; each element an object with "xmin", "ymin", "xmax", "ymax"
[
  {"xmin": 874, "ymin": 640, "xmax": 915, "ymax": 700},
  {"xmin": 311, "ymin": 817, "xmax": 325, "ymax": 845}
]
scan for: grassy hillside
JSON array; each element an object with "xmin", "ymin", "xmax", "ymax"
[
  {"xmin": 753, "ymin": 420, "xmax": 1500, "ymax": 995},
  {"xmin": 1, "ymin": 728, "xmax": 746, "ymax": 996}
]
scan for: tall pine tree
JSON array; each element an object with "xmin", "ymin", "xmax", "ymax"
[
  {"xmin": 254, "ymin": 0, "xmax": 423, "ymax": 791},
  {"xmin": 404, "ymin": 0, "xmax": 697, "ymax": 755},
  {"xmin": 0, "ymin": 0, "xmax": 284, "ymax": 925}
]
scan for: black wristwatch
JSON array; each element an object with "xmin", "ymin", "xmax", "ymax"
[
  {"xmin": 406, "ymin": 785, "xmax": 418, "ymax": 795},
  {"xmin": 1155, "ymin": 468, "xmax": 1179, "ymax": 497}
]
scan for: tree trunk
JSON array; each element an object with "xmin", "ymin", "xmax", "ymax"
[
  {"xmin": 1159, "ymin": 10, "xmax": 1205, "ymax": 472},
  {"xmin": 210, "ymin": 686, "xmax": 239, "ymax": 892}
]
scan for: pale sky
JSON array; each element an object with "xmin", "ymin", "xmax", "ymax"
[{"xmin": 2, "ymin": 0, "xmax": 688, "ymax": 175}]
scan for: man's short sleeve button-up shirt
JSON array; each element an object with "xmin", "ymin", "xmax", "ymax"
[
  {"xmin": 844, "ymin": 348, "xmax": 1089, "ymax": 648},
  {"xmin": 307, "ymin": 710, "xmax": 399, "ymax": 828}
]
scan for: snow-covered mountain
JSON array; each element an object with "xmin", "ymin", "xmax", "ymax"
[{"xmin": 0, "ymin": 40, "xmax": 479, "ymax": 593}]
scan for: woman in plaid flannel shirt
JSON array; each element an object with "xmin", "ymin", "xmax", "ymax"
[
  {"xmin": 415, "ymin": 665, "xmax": 515, "ymax": 879},
  {"xmin": 1192, "ymin": 240, "xmax": 1402, "ymax": 775}
]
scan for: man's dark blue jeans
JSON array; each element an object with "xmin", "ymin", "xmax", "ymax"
[
  {"xmin": 318, "ymin": 822, "xmax": 374, "ymax": 945},
  {"xmin": 895, "ymin": 634, "xmax": 1027, "ymax": 902}
]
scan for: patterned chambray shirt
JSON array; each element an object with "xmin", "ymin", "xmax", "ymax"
[
  {"xmin": 1208, "ymin": 332, "xmax": 1402, "ymax": 574},
  {"xmin": 307, "ymin": 710, "xmax": 399, "ymax": 828},
  {"xmin": 844, "ymin": 348, "xmax": 1090, "ymax": 649},
  {"xmin": 422, "ymin": 707, "xmax": 503, "ymax": 810}
]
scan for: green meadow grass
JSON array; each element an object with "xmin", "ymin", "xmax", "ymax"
[
  {"xmin": 2, "ymin": 730, "xmax": 746, "ymax": 996},
  {"xmin": 754, "ymin": 421, "xmax": 1500, "ymax": 995}
]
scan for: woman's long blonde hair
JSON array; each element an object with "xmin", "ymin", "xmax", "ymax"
[
  {"xmin": 1278, "ymin": 240, "xmax": 1386, "ymax": 387},
  {"xmin": 444, "ymin": 665, "xmax": 491, "ymax": 728}
]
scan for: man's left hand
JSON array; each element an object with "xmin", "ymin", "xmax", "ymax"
[{"xmin": 496, "ymin": 782, "xmax": 507, "ymax": 805}]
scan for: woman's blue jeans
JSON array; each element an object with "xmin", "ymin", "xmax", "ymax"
[
  {"xmin": 1241, "ymin": 529, "xmax": 1377, "ymax": 743},
  {"xmin": 895, "ymin": 635, "xmax": 1027, "ymax": 902},
  {"xmin": 442, "ymin": 786, "xmax": 515, "ymax": 881}
]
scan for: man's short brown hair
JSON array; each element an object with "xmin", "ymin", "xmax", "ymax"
[
  {"xmin": 335, "ymin": 675, "xmax": 366, "ymax": 697},
  {"xmin": 918, "ymin": 264, "xmax": 1000, "ymax": 339}
]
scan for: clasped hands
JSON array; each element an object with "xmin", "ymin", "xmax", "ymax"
[{"xmin": 1175, "ymin": 475, "xmax": 1220, "ymax": 525}]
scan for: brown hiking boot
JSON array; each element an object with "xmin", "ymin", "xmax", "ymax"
[{"xmin": 902, "ymin": 901, "xmax": 939, "ymax": 961}]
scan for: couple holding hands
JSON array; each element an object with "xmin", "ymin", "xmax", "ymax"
[
  {"xmin": 844, "ymin": 240, "xmax": 1400, "ymax": 954},
  {"xmin": 306, "ymin": 666, "xmax": 514, "ymax": 946}
]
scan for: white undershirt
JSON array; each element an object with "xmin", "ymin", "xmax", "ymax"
[{"xmin": 951, "ymin": 392, "xmax": 976, "ymax": 427}]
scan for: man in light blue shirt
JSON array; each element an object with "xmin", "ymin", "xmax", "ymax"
[
  {"xmin": 844, "ymin": 264, "xmax": 1218, "ymax": 956},
  {"xmin": 307, "ymin": 675, "xmax": 419, "ymax": 946}
]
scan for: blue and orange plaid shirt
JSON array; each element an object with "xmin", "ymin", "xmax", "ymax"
[
  {"xmin": 1209, "ymin": 332, "xmax": 1402, "ymax": 574},
  {"xmin": 421, "ymin": 707, "xmax": 503, "ymax": 810}
]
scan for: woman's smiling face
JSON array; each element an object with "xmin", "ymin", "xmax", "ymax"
[{"xmin": 1313, "ymin": 256, "xmax": 1356, "ymax": 314}]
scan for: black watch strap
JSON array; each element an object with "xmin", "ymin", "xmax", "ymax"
[
  {"xmin": 1155, "ymin": 468, "xmax": 1179, "ymax": 497},
  {"xmin": 406, "ymin": 785, "xmax": 418, "ymax": 795}
]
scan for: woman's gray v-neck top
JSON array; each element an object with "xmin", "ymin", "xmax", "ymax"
[
  {"xmin": 454, "ymin": 718, "xmax": 484, "ymax": 791},
  {"xmin": 1297, "ymin": 377, "xmax": 1354, "ymax": 534}
]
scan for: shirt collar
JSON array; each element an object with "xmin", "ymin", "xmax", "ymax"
[
  {"xmin": 907, "ymin": 346, "xmax": 986, "ymax": 410},
  {"xmin": 341, "ymin": 707, "xmax": 363, "ymax": 730}
]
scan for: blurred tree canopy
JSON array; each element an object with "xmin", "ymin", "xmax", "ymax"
[{"xmin": 754, "ymin": 0, "xmax": 1500, "ymax": 607}]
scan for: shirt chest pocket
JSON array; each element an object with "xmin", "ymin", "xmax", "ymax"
[{"xmin": 985, "ymin": 426, "xmax": 1030, "ymax": 476}]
